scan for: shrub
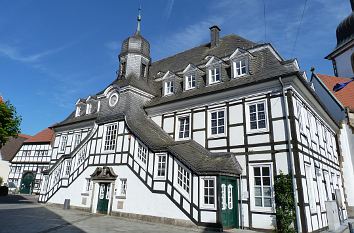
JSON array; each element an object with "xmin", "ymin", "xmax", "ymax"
[{"xmin": 274, "ymin": 172, "xmax": 296, "ymax": 233}]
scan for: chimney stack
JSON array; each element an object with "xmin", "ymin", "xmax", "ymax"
[{"xmin": 209, "ymin": 25, "xmax": 221, "ymax": 48}]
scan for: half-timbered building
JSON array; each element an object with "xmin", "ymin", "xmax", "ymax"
[
  {"xmin": 38, "ymin": 15, "xmax": 347, "ymax": 232},
  {"xmin": 8, "ymin": 128, "xmax": 54, "ymax": 194}
]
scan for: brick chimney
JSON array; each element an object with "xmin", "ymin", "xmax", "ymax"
[{"xmin": 209, "ymin": 25, "xmax": 221, "ymax": 48}]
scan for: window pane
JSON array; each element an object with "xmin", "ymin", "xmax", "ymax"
[
  {"xmin": 264, "ymin": 198, "xmax": 272, "ymax": 207},
  {"xmin": 263, "ymin": 177, "xmax": 270, "ymax": 186},
  {"xmin": 218, "ymin": 126, "xmax": 224, "ymax": 134},
  {"xmin": 255, "ymin": 187, "xmax": 262, "ymax": 196},
  {"xmin": 250, "ymin": 122, "xmax": 257, "ymax": 129},
  {"xmin": 258, "ymin": 112, "xmax": 265, "ymax": 120},
  {"xmin": 218, "ymin": 119, "xmax": 224, "ymax": 126},
  {"xmin": 263, "ymin": 187, "xmax": 271, "ymax": 196},
  {"xmin": 250, "ymin": 105, "xmax": 256, "ymax": 113},
  {"xmin": 257, "ymin": 103, "xmax": 264, "ymax": 111},
  {"xmin": 262, "ymin": 167, "xmax": 270, "ymax": 176},
  {"xmin": 211, "ymin": 112, "xmax": 217, "ymax": 119},
  {"xmin": 254, "ymin": 167, "xmax": 261, "ymax": 176},
  {"xmin": 258, "ymin": 120, "xmax": 266, "ymax": 129},
  {"xmin": 250, "ymin": 113, "xmax": 257, "ymax": 121},
  {"xmin": 255, "ymin": 197, "xmax": 262, "ymax": 207},
  {"xmin": 255, "ymin": 177, "xmax": 261, "ymax": 185},
  {"xmin": 211, "ymin": 128, "xmax": 217, "ymax": 134},
  {"xmin": 218, "ymin": 111, "xmax": 224, "ymax": 118}
]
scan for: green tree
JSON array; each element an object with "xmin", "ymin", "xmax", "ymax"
[
  {"xmin": 274, "ymin": 172, "xmax": 296, "ymax": 233},
  {"xmin": 0, "ymin": 99, "xmax": 21, "ymax": 148}
]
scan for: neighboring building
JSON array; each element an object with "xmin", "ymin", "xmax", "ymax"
[
  {"xmin": 38, "ymin": 15, "xmax": 347, "ymax": 232},
  {"xmin": 0, "ymin": 134, "xmax": 31, "ymax": 185},
  {"xmin": 8, "ymin": 128, "xmax": 54, "ymax": 194},
  {"xmin": 310, "ymin": 0, "xmax": 354, "ymax": 218},
  {"xmin": 310, "ymin": 73, "xmax": 354, "ymax": 217},
  {"xmin": 325, "ymin": 0, "xmax": 354, "ymax": 78}
]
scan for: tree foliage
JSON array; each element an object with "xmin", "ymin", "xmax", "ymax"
[
  {"xmin": 0, "ymin": 100, "xmax": 21, "ymax": 148},
  {"xmin": 274, "ymin": 172, "xmax": 296, "ymax": 233}
]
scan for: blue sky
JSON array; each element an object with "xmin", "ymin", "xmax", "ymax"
[{"xmin": 0, "ymin": 0, "xmax": 352, "ymax": 135}]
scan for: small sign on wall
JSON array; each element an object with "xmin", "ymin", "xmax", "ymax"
[{"xmin": 117, "ymin": 201, "xmax": 124, "ymax": 209}]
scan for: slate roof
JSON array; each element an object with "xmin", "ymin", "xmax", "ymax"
[
  {"xmin": 25, "ymin": 128, "xmax": 54, "ymax": 143},
  {"xmin": 316, "ymin": 74, "xmax": 354, "ymax": 111},
  {"xmin": 0, "ymin": 134, "xmax": 31, "ymax": 161}
]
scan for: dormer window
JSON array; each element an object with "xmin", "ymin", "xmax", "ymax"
[
  {"xmin": 75, "ymin": 106, "xmax": 80, "ymax": 117},
  {"xmin": 209, "ymin": 67, "xmax": 220, "ymax": 84},
  {"xmin": 185, "ymin": 74, "xmax": 196, "ymax": 90},
  {"xmin": 86, "ymin": 103, "xmax": 92, "ymax": 114},
  {"xmin": 164, "ymin": 81, "xmax": 174, "ymax": 96},
  {"xmin": 233, "ymin": 59, "xmax": 248, "ymax": 77}
]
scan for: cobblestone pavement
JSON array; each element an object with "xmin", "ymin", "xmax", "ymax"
[{"xmin": 0, "ymin": 195, "xmax": 258, "ymax": 233}]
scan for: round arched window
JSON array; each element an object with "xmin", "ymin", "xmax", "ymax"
[{"xmin": 109, "ymin": 92, "xmax": 119, "ymax": 107}]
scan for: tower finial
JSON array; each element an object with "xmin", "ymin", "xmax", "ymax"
[{"xmin": 136, "ymin": 6, "xmax": 142, "ymax": 35}]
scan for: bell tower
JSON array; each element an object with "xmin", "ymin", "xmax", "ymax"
[{"xmin": 118, "ymin": 8, "xmax": 151, "ymax": 79}]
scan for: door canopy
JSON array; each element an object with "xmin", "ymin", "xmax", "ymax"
[{"xmin": 90, "ymin": 166, "xmax": 118, "ymax": 181}]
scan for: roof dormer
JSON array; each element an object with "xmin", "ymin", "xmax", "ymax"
[
  {"xmin": 75, "ymin": 99, "xmax": 86, "ymax": 117},
  {"xmin": 229, "ymin": 48, "xmax": 253, "ymax": 79},
  {"xmin": 156, "ymin": 71, "xmax": 181, "ymax": 96},
  {"xmin": 182, "ymin": 64, "xmax": 204, "ymax": 91},
  {"xmin": 204, "ymin": 56, "xmax": 225, "ymax": 85}
]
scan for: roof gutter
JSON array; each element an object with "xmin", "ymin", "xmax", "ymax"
[{"xmin": 279, "ymin": 77, "xmax": 301, "ymax": 233}]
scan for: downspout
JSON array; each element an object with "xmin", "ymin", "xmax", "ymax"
[
  {"xmin": 279, "ymin": 77, "xmax": 301, "ymax": 233},
  {"xmin": 239, "ymin": 175, "xmax": 244, "ymax": 229}
]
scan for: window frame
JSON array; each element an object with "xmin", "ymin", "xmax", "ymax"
[
  {"xmin": 176, "ymin": 114, "xmax": 191, "ymax": 140},
  {"xmin": 233, "ymin": 58, "xmax": 248, "ymax": 78},
  {"xmin": 72, "ymin": 133, "xmax": 82, "ymax": 150},
  {"xmin": 305, "ymin": 164, "xmax": 317, "ymax": 213},
  {"xmin": 164, "ymin": 80, "xmax": 174, "ymax": 96},
  {"xmin": 185, "ymin": 74, "xmax": 196, "ymax": 90},
  {"xmin": 135, "ymin": 142, "xmax": 148, "ymax": 167},
  {"xmin": 249, "ymin": 163, "xmax": 274, "ymax": 212},
  {"xmin": 154, "ymin": 153, "xmax": 167, "ymax": 179},
  {"xmin": 200, "ymin": 176, "xmax": 216, "ymax": 209},
  {"xmin": 208, "ymin": 67, "xmax": 221, "ymax": 84},
  {"xmin": 208, "ymin": 108, "xmax": 227, "ymax": 138},
  {"xmin": 246, "ymin": 100, "xmax": 268, "ymax": 133},
  {"xmin": 103, "ymin": 123, "xmax": 118, "ymax": 152},
  {"xmin": 59, "ymin": 135, "xmax": 68, "ymax": 153},
  {"xmin": 175, "ymin": 162, "xmax": 191, "ymax": 198},
  {"xmin": 117, "ymin": 178, "xmax": 127, "ymax": 198}
]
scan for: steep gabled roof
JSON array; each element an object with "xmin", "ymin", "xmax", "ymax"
[
  {"xmin": 25, "ymin": 128, "xmax": 54, "ymax": 143},
  {"xmin": 0, "ymin": 134, "xmax": 31, "ymax": 161},
  {"xmin": 316, "ymin": 74, "xmax": 354, "ymax": 111}
]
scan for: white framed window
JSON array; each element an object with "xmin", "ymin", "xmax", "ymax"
[
  {"xmin": 177, "ymin": 115, "xmax": 190, "ymax": 140},
  {"xmin": 120, "ymin": 179, "xmax": 127, "ymax": 197},
  {"xmin": 233, "ymin": 59, "xmax": 247, "ymax": 77},
  {"xmin": 84, "ymin": 178, "xmax": 91, "ymax": 192},
  {"xmin": 155, "ymin": 153, "xmax": 167, "ymax": 179},
  {"xmin": 103, "ymin": 124, "xmax": 118, "ymax": 151},
  {"xmin": 185, "ymin": 74, "xmax": 196, "ymax": 90},
  {"xmin": 73, "ymin": 133, "xmax": 81, "ymax": 149},
  {"xmin": 164, "ymin": 81, "xmax": 174, "ymax": 96},
  {"xmin": 177, "ymin": 164, "xmax": 190, "ymax": 193},
  {"xmin": 247, "ymin": 101, "xmax": 267, "ymax": 131},
  {"xmin": 75, "ymin": 106, "xmax": 81, "ymax": 117},
  {"xmin": 137, "ymin": 143, "xmax": 148, "ymax": 165},
  {"xmin": 59, "ymin": 135, "xmax": 68, "ymax": 153},
  {"xmin": 305, "ymin": 164, "xmax": 316, "ymax": 212},
  {"xmin": 201, "ymin": 177, "xmax": 216, "ymax": 208},
  {"xmin": 65, "ymin": 159, "xmax": 71, "ymax": 176},
  {"xmin": 86, "ymin": 103, "xmax": 92, "ymax": 114},
  {"xmin": 209, "ymin": 109, "xmax": 226, "ymax": 137},
  {"xmin": 77, "ymin": 146, "xmax": 87, "ymax": 166},
  {"xmin": 250, "ymin": 164, "xmax": 273, "ymax": 211},
  {"xmin": 209, "ymin": 67, "xmax": 220, "ymax": 84}
]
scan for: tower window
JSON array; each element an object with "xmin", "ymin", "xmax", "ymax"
[
  {"xmin": 141, "ymin": 63, "xmax": 147, "ymax": 78},
  {"xmin": 120, "ymin": 62, "xmax": 126, "ymax": 76}
]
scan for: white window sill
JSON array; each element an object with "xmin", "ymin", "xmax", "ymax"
[
  {"xmin": 234, "ymin": 74, "xmax": 248, "ymax": 78},
  {"xmin": 154, "ymin": 176, "xmax": 166, "ymax": 180},
  {"xmin": 175, "ymin": 137, "xmax": 191, "ymax": 141},
  {"xmin": 208, "ymin": 81, "xmax": 221, "ymax": 85},
  {"xmin": 200, "ymin": 204, "xmax": 216, "ymax": 210},
  {"xmin": 247, "ymin": 128, "xmax": 268, "ymax": 134},
  {"xmin": 102, "ymin": 149, "xmax": 116, "ymax": 153},
  {"xmin": 116, "ymin": 195, "xmax": 126, "ymax": 199},
  {"xmin": 252, "ymin": 206, "xmax": 274, "ymax": 213},
  {"xmin": 163, "ymin": 93, "xmax": 174, "ymax": 97},
  {"xmin": 185, "ymin": 87, "xmax": 196, "ymax": 91},
  {"xmin": 208, "ymin": 133, "xmax": 227, "ymax": 139}
]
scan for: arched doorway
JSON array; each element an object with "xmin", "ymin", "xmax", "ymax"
[{"xmin": 20, "ymin": 172, "xmax": 35, "ymax": 194}]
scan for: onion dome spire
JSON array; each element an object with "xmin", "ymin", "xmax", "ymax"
[{"xmin": 135, "ymin": 7, "xmax": 142, "ymax": 35}]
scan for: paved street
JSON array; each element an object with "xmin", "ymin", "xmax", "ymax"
[{"xmin": 0, "ymin": 195, "xmax": 257, "ymax": 233}]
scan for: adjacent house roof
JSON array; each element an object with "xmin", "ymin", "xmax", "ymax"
[
  {"xmin": 0, "ymin": 134, "xmax": 31, "ymax": 161},
  {"xmin": 25, "ymin": 128, "xmax": 54, "ymax": 143},
  {"xmin": 316, "ymin": 74, "xmax": 354, "ymax": 111}
]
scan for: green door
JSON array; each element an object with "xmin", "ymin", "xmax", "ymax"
[
  {"xmin": 220, "ymin": 176, "xmax": 238, "ymax": 228},
  {"xmin": 97, "ymin": 183, "xmax": 110, "ymax": 214},
  {"xmin": 20, "ymin": 172, "xmax": 35, "ymax": 194}
]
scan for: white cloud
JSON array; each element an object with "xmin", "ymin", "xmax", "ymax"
[{"xmin": 164, "ymin": 0, "xmax": 175, "ymax": 20}]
